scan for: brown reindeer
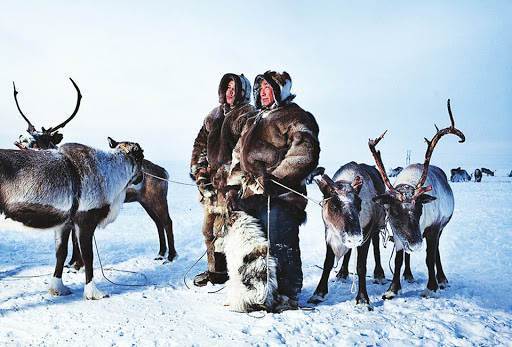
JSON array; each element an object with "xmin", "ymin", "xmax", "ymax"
[{"xmin": 13, "ymin": 79, "xmax": 177, "ymax": 265}]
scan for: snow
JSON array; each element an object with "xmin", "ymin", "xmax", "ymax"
[{"xmin": 1, "ymin": 162, "xmax": 511, "ymax": 346}]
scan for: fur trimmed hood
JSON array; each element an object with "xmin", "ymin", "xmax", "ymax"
[
  {"xmin": 253, "ymin": 71, "xmax": 295, "ymax": 109},
  {"xmin": 218, "ymin": 73, "xmax": 252, "ymax": 106}
]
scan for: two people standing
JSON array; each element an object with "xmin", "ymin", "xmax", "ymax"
[{"xmin": 190, "ymin": 71, "xmax": 320, "ymax": 309}]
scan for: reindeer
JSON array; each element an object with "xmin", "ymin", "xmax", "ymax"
[
  {"xmin": 13, "ymin": 79, "xmax": 176, "ymax": 265},
  {"xmin": 474, "ymin": 168, "xmax": 482, "ymax": 182},
  {"xmin": 369, "ymin": 99, "xmax": 465, "ymax": 299},
  {"xmin": 481, "ymin": 167, "xmax": 495, "ymax": 176},
  {"xmin": 0, "ymin": 136, "xmax": 144, "ymax": 299},
  {"xmin": 307, "ymin": 163, "xmax": 386, "ymax": 308}
]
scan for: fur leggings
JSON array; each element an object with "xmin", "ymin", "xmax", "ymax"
[{"xmin": 242, "ymin": 196, "xmax": 304, "ymax": 300}]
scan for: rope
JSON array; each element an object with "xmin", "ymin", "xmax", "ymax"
[
  {"xmin": 142, "ymin": 171, "xmax": 211, "ymax": 187},
  {"xmin": 2, "ymin": 271, "xmax": 53, "ymax": 280},
  {"xmin": 266, "ymin": 194, "xmax": 271, "ymax": 306},
  {"xmin": 181, "ymin": 236, "xmax": 218, "ymax": 290},
  {"xmin": 270, "ymin": 179, "xmax": 324, "ymax": 206},
  {"xmin": 388, "ymin": 246, "xmax": 396, "ymax": 276},
  {"xmin": 93, "ymin": 236, "xmax": 148, "ymax": 287}
]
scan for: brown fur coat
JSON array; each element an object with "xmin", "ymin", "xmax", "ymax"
[{"xmin": 228, "ymin": 102, "xmax": 320, "ymax": 211}]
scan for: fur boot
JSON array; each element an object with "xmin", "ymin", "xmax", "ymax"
[{"xmin": 223, "ymin": 211, "xmax": 278, "ymax": 312}]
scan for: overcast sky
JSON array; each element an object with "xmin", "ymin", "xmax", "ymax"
[{"xmin": 0, "ymin": 1, "xmax": 510, "ymax": 172}]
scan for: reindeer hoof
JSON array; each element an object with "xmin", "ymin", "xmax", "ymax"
[
  {"xmin": 420, "ymin": 288, "xmax": 439, "ymax": 298},
  {"xmin": 167, "ymin": 253, "xmax": 178, "ymax": 262},
  {"xmin": 382, "ymin": 290, "xmax": 400, "ymax": 300},
  {"xmin": 438, "ymin": 280, "xmax": 449, "ymax": 289},
  {"xmin": 307, "ymin": 293, "xmax": 326, "ymax": 305},
  {"xmin": 373, "ymin": 277, "xmax": 387, "ymax": 285},
  {"xmin": 355, "ymin": 300, "xmax": 374, "ymax": 311},
  {"xmin": 49, "ymin": 277, "xmax": 72, "ymax": 296},
  {"xmin": 154, "ymin": 255, "xmax": 164, "ymax": 261},
  {"xmin": 84, "ymin": 281, "xmax": 109, "ymax": 300},
  {"xmin": 403, "ymin": 273, "xmax": 415, "ymax": 283},
  {"xmin": 336, "ymin": 275, "xmax": 350, "ymax": 284}
]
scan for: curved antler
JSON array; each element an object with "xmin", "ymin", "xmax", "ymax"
[
  {"xmin": 12, "ymin": 81, "xmax": 36, "ymax": 133},
  {"xmin": 47, "ymin": 78, "xmax": 82, "ymax": 133},
  {"xmin": 368, "ymin": 130, "xmax": 396, "ymax": 192},
  {"xmin": 415, "ymin": 99, "xmax": 466, "ymax": 192}
]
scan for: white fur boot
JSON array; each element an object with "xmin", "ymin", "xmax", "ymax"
[
  {"xmin": 83, "ymin": 281, "xmax": 109, "ymax": 300},
  {"xmin": 224, "ymin": 211, "xmax": 277, "ymax": 312},
  {"xmin": 49, "ymin": 277, "xmax": 72, "ymax": 296}
]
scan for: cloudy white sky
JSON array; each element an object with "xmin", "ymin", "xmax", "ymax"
[{"xmin": 0, "ymin": 1, "xmax": 510, "ymax": 171}]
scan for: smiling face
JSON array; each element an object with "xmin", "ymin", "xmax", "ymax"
[
  {"xmin": 260, "ymin": 79, "xmax": 275, "ymax": 108},
  {"xmin": 317, "ymin": 174, "xmax": 364, "ymax": 248},
  {"xmin": 225, "ymin": 79, "xmax": 236, "ymax": 106},
  {"xmin": 373, "ymin": 184, "xmax": 436, "ymax": 253}
]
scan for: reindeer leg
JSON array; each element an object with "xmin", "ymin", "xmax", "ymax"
[
  {"xmin": 436, "ymin": 229, "xmax": 448, "ymax": 289},
  {"xmin": 308, "ymin": 244, "xmax": 335, "ymax": 304},
  {"xmin": 154, "ymin": 199, "xmax": 177, "ymax": 262},
  {"xmin": 336, "ymin": 249, "xmax": 351, "ymax": 281},
  {"xmin": 141, "ymin": 203, "xmax": 167, "ymax": 260},
  {"xmin": 50, "ymin": 224, "xmax": 72, "ymax": 296},
  {"xmin": 383, "ymin": 249, "xmax": 403, "ymax": 300},
  {"xmin": 77, "ymin": 223, "xmax": 108, "ymax": 300},
  {"xmin": 67, "ymin": 226, "xmax": 83, "ymax": 271},
  {"xmin": 356, "ymin": 229, "xmax": 372, "ymax": 309},
  {"xmin": 164, "ymin": 215, "xmax": 177, "ymax": 262},
  {"xmin": 421, "ymin": 227, "xmax": 439, "ymax": 297},
  {"xmin": 403, "ymin": 252, "xmax": 415, "ymax": 283},
  {"xmin": 372, "ymin": 229, "xmax": 386, "ymax": 284}
]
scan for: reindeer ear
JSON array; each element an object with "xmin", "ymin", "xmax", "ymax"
[
  {"xmin": 373, "ymin": 193, "xmax": 394, "ymax": 206},
  {"xmin": 306, "ymin": 166, "xmax": 325, "ymax": 185},
  {"xmin": 416, "ymin": 194, "xmax": 436, "ymax": 204},
  {"xmin": 351, "ymin": 176, "xmax": 363, "ymax": 194},
  {"xmin": 315, "ymin": 174, "xmax": 335, "ymax": 197},
  {"xmin": 108, "ymin": 137, "xmax": 118, "ymax": 148},
  {"xmin": 51, "ymin": 132, "xmax": 64, "ymax": 145}
]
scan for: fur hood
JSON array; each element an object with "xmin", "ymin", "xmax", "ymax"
[
  {"xmin": 218, "ymin": 73, "xmax": 252, "ymax": 106},
  {"xmin": 253, "ymin": 71, "xmax": 295, "ymax": 109}
]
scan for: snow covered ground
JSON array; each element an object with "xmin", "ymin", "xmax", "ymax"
[{"xmin": 1, "ymin": 162, "xmax": 511, "ymax": 346}]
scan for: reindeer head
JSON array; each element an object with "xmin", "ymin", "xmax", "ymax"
[
  {"xmin": 369, "ymin": 99, "xmax": 465, "ymax": 253},
  {"xmin": 108, "ymin": 137, "xmax": 144, "ymax": 184},
  {"xmin": 13, "ymin": 78, "xmax": 81, "ymax": 150},
  {"xmin": 315, "ymin": 170, "xmax": 364, "ymax": 248}
]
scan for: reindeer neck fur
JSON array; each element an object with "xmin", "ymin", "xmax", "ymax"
[
  {"xmin": 394, "ymin": 164, "xmax": 454, "ymax": 231},
  {"xmin": 58, "ymin": 143, "xmax": 137, "ymax": 227}
]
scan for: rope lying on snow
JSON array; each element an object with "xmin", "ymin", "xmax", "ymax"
[{"xmin": 93, "ymin": 236, "xmax": 148, "ymax": 287}]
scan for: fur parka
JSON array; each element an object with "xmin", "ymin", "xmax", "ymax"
[
  {"xmin": 228, "ymin": 91, "xmax": 320, "ymax": 211},
  {"xmin": 190, "ymin": 74, "xmax": 255, "ymax": 180}
]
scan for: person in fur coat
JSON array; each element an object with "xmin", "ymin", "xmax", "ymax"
[
  {"xmin": 224, "ymin": 71, "xmax": 320, "ymax": 311},
  {"xmin": 190, "ymin": 73, "xmax": 256, "ymax": 286}
]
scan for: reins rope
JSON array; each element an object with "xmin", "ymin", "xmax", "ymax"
[
  {"xmin": 142, "ymin": 171, "xmax": 211, "ymax": 187},
  {"xmin": 270, "ymin": 179, "xmax": 325, "ymax": 207},
  {"xmin": 93, "ymin": 236, "xmax": 148, "ymax": 287}
]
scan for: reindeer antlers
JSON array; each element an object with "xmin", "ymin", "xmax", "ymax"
[
  {"xmin": 13, "ymin": 81, "xmax": 36, "ymax": 133},
  {"xmin": 415, "ymin": 99, "xmax": 466, "ymax": 191},
  {"xmin": 368, "ymin": 130, "xmax": 395, "ymax": 193},
  {"xmin": 47, "ymin": 78, "xmax": 82, "ymax": 133},
  {"xmin": 12, "ymin": 78, "xmax": 82, "ymax": 135}
]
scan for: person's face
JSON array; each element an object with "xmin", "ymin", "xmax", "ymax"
[
  {"xmin": 225, "ymin": 80, "xmax": 236, "ymax": 106},
  {"xmin": 260, "ymin": 79, "xmax": 275, "ymax": 107}
]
